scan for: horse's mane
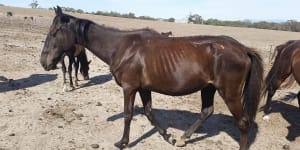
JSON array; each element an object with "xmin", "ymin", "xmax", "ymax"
[
  {"xmin": 63, "ymin": 12, "xmax": 157, "ymax": 33},
  {"xmin": 62, "ymin": 13, "xmax": 160, "ymax": 44}
]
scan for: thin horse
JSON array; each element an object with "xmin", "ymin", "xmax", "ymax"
[
  {"xmin": 263, "ymin": 40, "xmax": 300, "ymax": 118},
  {"xmin": 61, "ymin": 44, "xmax": 91, "ymax": 92},
  {"xmin": 40, "ymin": 6, "xmax": 263, "ymax": 150}
]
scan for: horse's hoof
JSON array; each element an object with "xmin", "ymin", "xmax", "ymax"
[
  {"xmin": 163, "ymin": 133, "xmax": 174, "ymax": 144},
  {"xmin": 114, "ymin": 141, "xmax": 128, "ymax": 149},
  {"xmin": 175, "ymin": 138, "xmax": 186, "ymax": 147},
  {"xmin": 69, "ymin": 85, "xmax": 75, "ymax": 91},
  {"xmin": 263, "ymin": 115, "xmax": 270, "ymax": 121},
  {"xmin": 63, "ymin": 85, "xmax": 68, "ymax": 92}
]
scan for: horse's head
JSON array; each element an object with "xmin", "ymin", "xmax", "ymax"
[{"xmin": 40, "ymin": 6, "xmax": 77, "ymax": 71}]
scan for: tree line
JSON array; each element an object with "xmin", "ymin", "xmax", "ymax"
[
  {"xmin": 55, "ymin": 7, "xmax": 300, "ymax": 32},
  {"xmin": 206, "ymin": 19, "xmax": 300, "ymax": 32},
  {"xmin": 188, "ymin": 14, "xmax": 300, "ymax": 32},
  {"xmin": 48, "ymin": 7, "xmax": 175, "ymax": 22}
]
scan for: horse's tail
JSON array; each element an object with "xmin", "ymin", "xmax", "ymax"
[
  {"xmin": 262, "ymin": 42, "xmax": 287, "ymax": 98},
  {"xmin": 243, "ymin": 49, "xmax": 264, "ymax": 122}
]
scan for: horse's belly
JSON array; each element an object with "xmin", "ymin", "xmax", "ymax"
[{"xmin": 142, "ymin": 73, "xmax": 209, "ymax": 96}]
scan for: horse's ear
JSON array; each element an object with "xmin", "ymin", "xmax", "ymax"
[{"xmin": 55, "ymin": 6, "xmax": 63, "ymax": 16}]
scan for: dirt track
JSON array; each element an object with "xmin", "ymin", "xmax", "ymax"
[{"xmin": 0, "ymin": 6, "xmax": 300, "ymax": 150}]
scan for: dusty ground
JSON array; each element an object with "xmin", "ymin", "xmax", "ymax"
[{"xmin": 0, "ymin": 6, "xmax": 300, "ymax": 150}]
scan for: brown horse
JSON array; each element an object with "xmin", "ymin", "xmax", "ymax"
[
  {"xmin": 40, "ymin": 6, "xmax": 263, "ymax": 150},
  {"xmin": 61, "ymin": 44, "xmax": 91, "ymax": 92},
  {"xmin": 263, "ymin": 40, "xmax": 300, "ymax": 119}
]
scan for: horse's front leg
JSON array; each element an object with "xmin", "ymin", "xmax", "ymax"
[
  {"xmin": 74, "ymin": 57, "xmax": 79, "ymax": 87},
  {"xmin": 114, "ymin": 87, "xmax": 137, "ymax": 149},
  {"xmin": 60, "ymin": 56, "xmax": 68, "ymax": 92},
  {"xmin": 67, "ymin": 55, "xmax": 75, "ymax": 90},
  {"xmin": 61, "ymin": 58, "xmax": 67, "ymax": 92},
  {"xmin": 139, "ymin": 89, "xmax": 171, "ymax": 144}
]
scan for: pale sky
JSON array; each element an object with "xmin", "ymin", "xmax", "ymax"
[{"xmin": 1, "ymin": 0, "xmax": 299, "ymax": 22}]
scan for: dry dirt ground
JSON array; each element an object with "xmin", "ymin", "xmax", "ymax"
[{"xmin": 0, "ymin": 6, "xmax": 300, "ymax": 150}]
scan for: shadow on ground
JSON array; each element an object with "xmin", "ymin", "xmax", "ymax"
[
  {"xmin": 107, "ymin": 106, "xmax": 258, "ymax": 148},
  {"xmin": 0, "ymin": 74, "xmax": 57, "ymax": 93}
]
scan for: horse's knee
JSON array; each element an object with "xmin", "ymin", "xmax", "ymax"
[
  {"xmin": 124, "ymin": 114, "xmax": 133, "ymax": 122},
  {"xmin": 237, "ymin": 116, "xmax": 250, "ymax": 133}
]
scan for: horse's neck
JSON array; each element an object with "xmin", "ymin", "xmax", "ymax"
[
  {"xmin": 84, "ymin": 24, "xmax": 125, "ymax": 65},
  {"xmin": 83, "ymin": 24, "xmax": 158, "ymax": 65}
]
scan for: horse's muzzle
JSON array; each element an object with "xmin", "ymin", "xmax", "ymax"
[{"xmin": 41, "ymin": 63, "xmax": 58, "ymax": 71}]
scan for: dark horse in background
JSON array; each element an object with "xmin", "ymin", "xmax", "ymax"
[
  {"xmin": 263, "ymin": 40, "xmax": 300, "ymax": 119},
  {"xmin": 60, "ymin": 44, "xmax": 91, "ymax": 92},
  {"xmin": 40, "ymin": 6, "xmax": 263, "ymax": 150}
]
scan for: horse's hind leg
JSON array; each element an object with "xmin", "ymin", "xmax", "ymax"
[
  {"xmin": 176, "ymin": 85, "xmax": 216, "ymax": 147},
  {"xmin": 263, "ymin": 78, "xmax": 287, "ymax": 120},
  {"xmin": 263, "ymin": 86, "xmax": 276, "ymax": 116},
  {"xmin": 138, "ymin": 89, "xmax": 172, "ymax": 144},
  {"xmin": 224, "ymin": 94, "xmax": 249, "ymax": 150}
]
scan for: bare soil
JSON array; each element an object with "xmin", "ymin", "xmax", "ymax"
[{"xmin": 0, "ymin": 6, "xmax": 300, "ymax": 150}]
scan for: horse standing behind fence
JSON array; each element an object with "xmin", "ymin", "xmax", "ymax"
[
  {"xmin": 262, "ymin": 40, "xmax": 300, "ymax": 119},
  {"xmin": 40, "ymin": 6, "xmax": 263, "ymax": 150},
  {"xmin": 60, "ymin": 44, "xmax": 91, "ymax": 92}
]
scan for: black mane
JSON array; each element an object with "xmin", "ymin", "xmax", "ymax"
[{"xmin": 74, "ymin": 18, "xmax": 93, "ymax": 45}]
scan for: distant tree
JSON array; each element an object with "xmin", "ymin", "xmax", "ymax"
[
  {"xmin": 188, "ymin": 14, "xmax": 203, "ymax": 24},
  {"xmin": 76, "ymin": 9, "xmax": 84, "ymax": 14},
  {"xmin": 128, "ymin": 12, "xmax": 135, "ymax": 18},
  {"xmin": 138, "ymin": 16, "xmax": 156, "ymax": 20},
  {"xmin": 285, "ymin": 20, "xmax": 300, "ymax": 32},
  {"xmin": 204, "ymin": 18, "xmax": 222, "ymax": 25},
  {"xmin": 6, "ymin": 11, "xmax": 13, "ymax": 17},
  {"xmin": 167, "ymin": 18, "xmax": 175, "ymax": 22},
  {"xmin": 29, "ymin": 0, "xmax": 39, "ymax": 8}
]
